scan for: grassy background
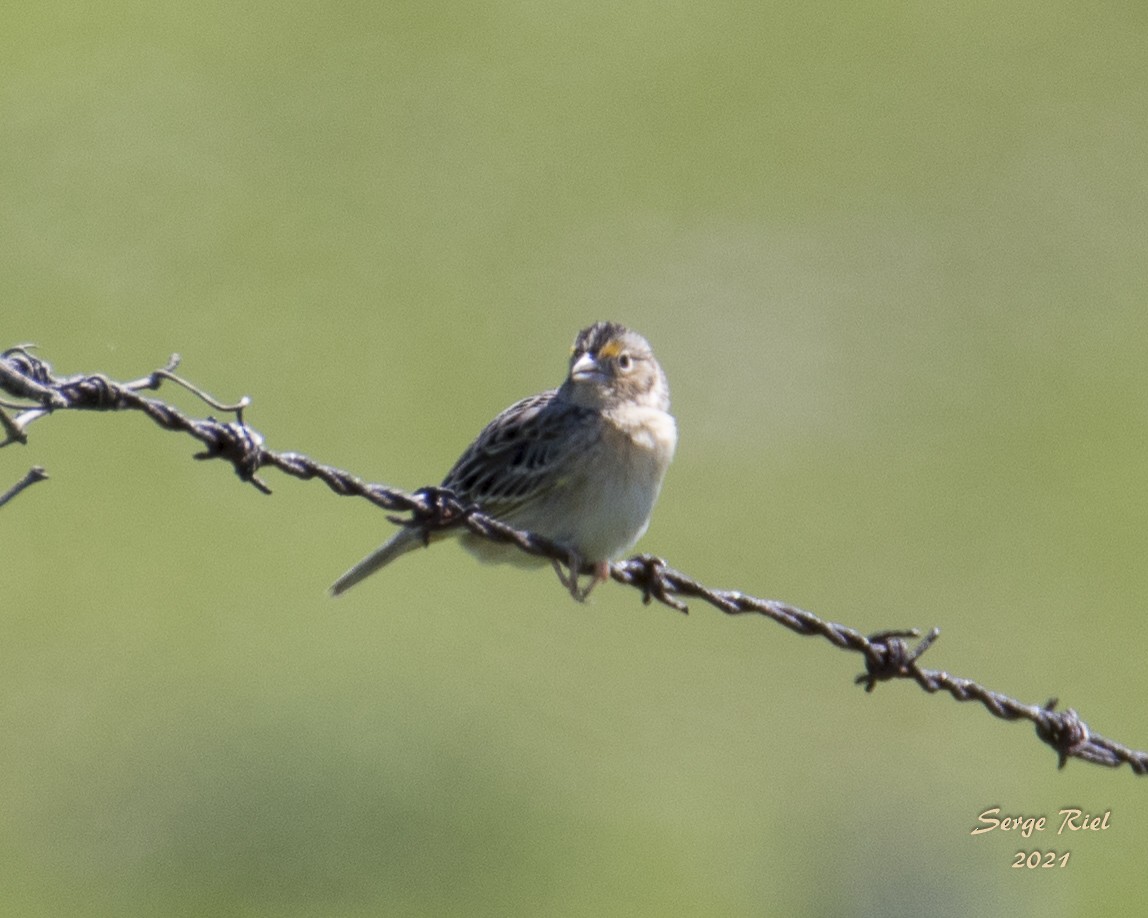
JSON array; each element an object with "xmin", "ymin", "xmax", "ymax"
[{"xmin": 3, "ymin": 2, "xmax": 1147, "ymax": 915}]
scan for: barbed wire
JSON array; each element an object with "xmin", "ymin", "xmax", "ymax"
[
  {"xmin": 0, "ymin": 465, "xmax": 48, "ymax": 508},
  {"xmin": 2, "ymin": 344, "xmax": 1145, "ymax": 775}
]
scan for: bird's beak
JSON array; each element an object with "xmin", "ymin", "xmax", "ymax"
[{"xmin": 570, "ymin": 351, "xmax": 607, "ymax": 384}]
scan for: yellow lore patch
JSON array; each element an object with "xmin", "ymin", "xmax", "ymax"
[{"xmin": 597, "ymin": 339, "xmax": 624, "ymax": 360}]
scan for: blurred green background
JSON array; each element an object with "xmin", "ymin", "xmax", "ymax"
[{"xmin": 3, "ymin": 2, "xmax": 1146, "ymax": 915}]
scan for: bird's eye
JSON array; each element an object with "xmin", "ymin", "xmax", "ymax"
[{"xmin": 616, "ymin": 352, "xmax": 633, "ymax": 372}]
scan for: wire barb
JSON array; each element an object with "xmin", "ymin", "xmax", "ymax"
[
  {"xmin": 856, "ymin": 627, "xmax": 939, "ymax": 692},
  {"xmin": 614, "ymin": 554, "xmax": 689, "ymax": 612},
  {"xmin": 0, "ymin": 466, "xmax": 49, "ymax": 508},
  {"xmin": 2, "ymin": 345, "xmax": 1146, "ymax": 775}
]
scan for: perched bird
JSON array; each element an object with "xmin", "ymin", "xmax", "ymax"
[{"xmin": 330, "ymin": 321, "xmax": 677, "ymax": 600}]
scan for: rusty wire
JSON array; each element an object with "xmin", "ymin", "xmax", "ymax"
[{"xmin": 2, "ymin": 345, "xmax": 1145, "ymax": 775}]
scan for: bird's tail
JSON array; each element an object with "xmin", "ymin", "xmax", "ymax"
[{"xmin": 330, "ymin": 528, "xmax": 424, "ymax": 596}]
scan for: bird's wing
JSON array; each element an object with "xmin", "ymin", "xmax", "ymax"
[{"xmin": 441, "ymin": 390, "xmax": 597, "ymax": 518}]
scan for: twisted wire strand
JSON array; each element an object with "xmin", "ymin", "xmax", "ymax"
[{"xmin": 2, "ymin": 346, "xmax": 1144, "ymax": 775}]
